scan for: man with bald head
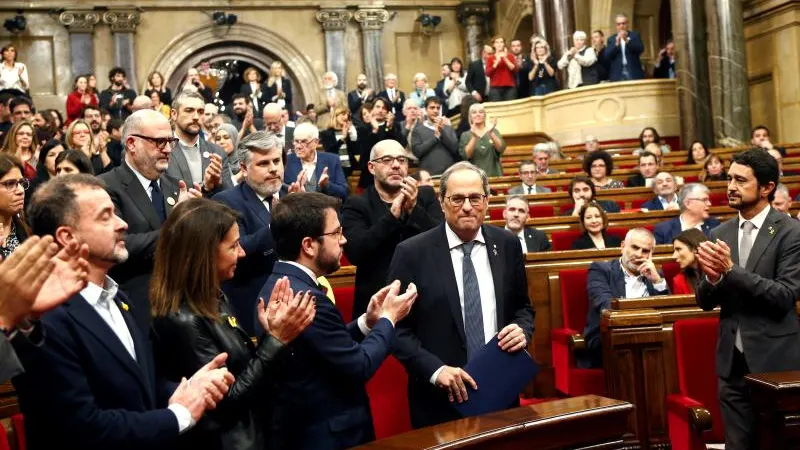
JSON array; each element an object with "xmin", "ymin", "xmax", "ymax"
[
  {"xmin": 579, "ymin": 228, "xmax": 670, "ymax": 368},
  {"xmin": 130, "ymin": 95, "xmax": 153, "ymax": 112},
  {"xmin": 262, "ymin": 102, "xmax": 293, "ymax": 151},
  {"xmin": 342, "ymin": 139, "xmax": 443, "ymax": 319},
  {"xmin": 99, "ymin": 109, "xmax": 202, "ymax": 331}
]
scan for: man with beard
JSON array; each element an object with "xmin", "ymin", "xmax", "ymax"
[
  {"xmin": 695, "ymin": 149, "xmax": 800, "ymax": 450},
  {"xmin": 259, "ymin": 192, "xmax": 418, "ymax": 449},
  {"xmin": 229, "ymin": 94, "xmax": 263, "ymax": 135},
  {"xmin": 314, "ymin": 71, "xmax": 346, "ymax": 127},
  {"xmin": 83, "ymin": 105, "xmax": 113, "ymax": 162},
  {"xmin": 503, "ymin": 195, "xmax": 550, "ymax": 252},
  {"xmin": 213, "ymin": 131, "xmax": 300, "ymax": 335},
  {"xmin": 98, "ymin": 67, "xmax": 137, "ymax": 120},
  {"xmin": 410, "ymin": 97, "xmax": 459, "ymax": 176},
  {"xmin": 510, "ymin": 39, "xmax": 531, "ymax": 99},
  {"xmin": 262, "ymin": 102, "xmax": 292, "ymax": 152},
  {"xmin": 15, "ymin": 174, "xmax": 233, "ymax": 450},
  {"xmin": 579, "ymin": 228, "xmax": 669, "ymax": 368},
  {"xmin": 342, "ymin": 139, "xmax": 442, "ymax": 319},
  {"xmin": 167, "ymin": 92, "xmax": 232, "ymax": 195},
  {"xmin": 357, "ymin": 97, "xmax": 407, "ymax": 188},
  {"xmin": 654, "ymin": 183, "xmax": 720, "ymax": 244},
  {"xmin": 348, "ymin": 73, "xmax": 374, "ymax": 120},
  {"xmin": 99, "ymin": 109, "xmax": 202, "ymax": 331}
]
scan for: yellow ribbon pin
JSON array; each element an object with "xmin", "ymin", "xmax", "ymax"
[
  {"xmin": 121, "ymin": 302, "xmax": 129, "ymax": 312},
  {"xmin": 227, "ymin": 316, "xmax": 238, "ymax": 329}
]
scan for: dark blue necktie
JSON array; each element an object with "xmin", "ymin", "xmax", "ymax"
[
  {"xmin": 150, "ymin": 180, "xmax": 167, "ymax": 224},
  {"xmin": 461, "ymin": 241, "xmax": 485, "ymax": 359}
]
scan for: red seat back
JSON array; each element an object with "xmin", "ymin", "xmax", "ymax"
[
  {"xmin": 366, "ymin": 356, "xmax": 411, "ymax": 439},
  {"xmin": 631, "ymin": 198, "xmax": 647, "ymax": 209},
  {"xmin": 559, "ymin": 269, "xmax": 590, "ymax": 332},
  {"xmin": 488, "ymin": 208, "xmax": 504, "ymax": 220},
  {"xmin": 551, "ymin": 230, "xmax": 583, "ymax": 251},
  {"xmin": 11, "ymin": 414, "xmax": 24, "ymax": 450},
  {"xmin": 661, "ymin": 261, "xmax": 681, "ymax": 292},
  {"xmin": 709, "ymin": 192, "xmax": 727, "ymax": 206},
  {"xmin": 0, "ymin": 425, "xmax": 10, "ymax": 450},
  {"xmin": 673, "ymin": 318, "xmax": 724, "ymax": 442},
  {"xmin": 333, "ymin": 286, "xmax": 355, "ymax": 325},
  {"xmin": 529, "ymin": 204, "xmax": 554, "ymax": 218}
]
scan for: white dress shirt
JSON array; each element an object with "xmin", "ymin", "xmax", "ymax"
[
  {"xmin": 430, "ymin": 224, "xmax": 498, "ymax": 384},
  {"xmin": 521, "ymin": 183, "xmax": 539, "ymax": 194},
  {"xmin": 255, "ymin": 191, "xmax": 280, "ymax": 213},
  {"xmin": 679, "ymin": 214, "xmax": 704, "ymax": 232},
  {"xmin": 126, "ymin": 161, "xmax": 158, "ymax": 200},
  {"xmin": 506, "ymin": 227, "xmax": 528, "ymax": 254},
  {"xmin": 658, "ymin": 194, "xmax": 678, "ymax": 210},
  {"xmin": 620, "ymin": 258, "xmax": 667, "ymax": 298}
]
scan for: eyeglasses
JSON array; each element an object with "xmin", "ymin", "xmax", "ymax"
[
  {"xmin": 616, "ymin": 21, "xmax": 628, "ymax": 26},
  {"xmin": 293, "ymin": 138, "xmax": 316, "ymax": 146},
  {"xmin": 0, "ymin": 178, "xmax": 29, "ymax": 192},
  {"xmin": 318, "ymin": 226, "xmax": 343, "ymax": 239},
  {"xmin": 520, "ymin": 170, "xmax": 536, "ymax": 176},
  {"xmin": 131, "ymin": 134, "xmax": 179, "ymax": 150},
  {"xmin": 371, "ymin": 155, "xmax": 409, "ymax": 165},
  {"xmin": 446, "ymin": 194, "xmax": 487, "ymax": 207},
  {"xmin": 686, "ymin": 197, "xmax": 711, "ymax": 204}
]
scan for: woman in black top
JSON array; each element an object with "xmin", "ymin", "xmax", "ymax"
[
  {"xmin": 0, "ymin": 154, "xmax": 31, "ymax": 259},
  {"xmin": 571, "ymin": 201, "xmax": 622, "ymax": 250},
  {"xmin": 150, "ymin": 198, "xmax": 316, "ymax": 450},
  {"xmin": 528, "ymin": 38, "xmax": 559, "ymax": 96},
  {"xmin": 319, "ymin": 107, "xmax": 359, "ymax": 177}
]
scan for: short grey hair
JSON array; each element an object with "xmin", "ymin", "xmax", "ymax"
[
  {"xmin": 323, "ymin": 71, "xmax": 339, "ymax": 86},
  {"xmin": 505, "ymin": 195, "xmax": 529, "ymax": 208},
  {"xmin": 775, "ymin": 182, "xmax": 790, "ymax": 199},
  {"xmin": 625, "ymin": 227, "xmax": 655, "ymax": 245},
  {"xmin": 678, "ymin": 183, "xmax": 710, "ymax": 212},
  {"xmin": 171, "ymin": 91, "xmax": 205, "ymax": 111},
  {"xmin": 439, "ymin": 161, "xmax": 490, "ymax": 201},
  {"xmin": 238, "ymin": 131, "xmax": 282, "ymax": 166},
  {"xmin": 294, "ymin": 121, "xmax": 319, "ymax": 141},
  {"xmin": 533, "ymin": 142, "xmax": 550, "ymax": 156},
  {"xmin": 573, "ymin": 31, "xmax": 587, "ymax": 41}
]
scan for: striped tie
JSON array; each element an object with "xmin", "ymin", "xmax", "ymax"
[{"xmin": 461, "ymin": 241, "xmax": 485, "ymax": 359}]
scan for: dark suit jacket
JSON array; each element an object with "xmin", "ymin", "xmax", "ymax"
[
  {"xmin": 696, "ymin": 207, "xmax": 800, "ymax": 378},
  {"xmin": 12, "ymin": 291, "xmax": 179, "ymax": 450},
  {"xmin": 514, "ymin": 55, "xmax": 531, "ymax": 98},
  {"xmin": 465, "ymin": 61, "xmax": 488, "ymax": 100},
  {"xmin": 388, "ymin": 224, "xmax": 535, "ymax": 428},
  {"xmin": 563, "ymin": 199, "xmax": 620, "ymax": 216},
  {"xmin": 348, "ymin": 89, "xmax": 374, "ymax": 117},
  {"xmin": 99, "ymin": 163, "xmax": 180, "ymax": 332},
  {"xmin": 653, "ymin": 57, "xmax": 675, "ymax": 79},
  {"xmin": 263, "ymin": 78, "xmax": 293, "ymax": 115},
  {"xmin": 626, "ymin": 173, "xmax": 648, "ymax": 187},
  {"xmin": 579, "ymin": 259, "xmax": 669, "ymax": 368},
  {"xmin": 653, "ymin": 216, "xmax": 721, "ymax": 245},
  {"xmin": 570, "ymin": 232, "xmax": 622, "ymax": 250},
  {"xmin": 284, "ymin": 151, "xmax": 348, "ymax": 201},
  {"xmin": 376, "ymin": 89, "xmax": 406, "ymax": 122},
  {"xmin": 410, "ymin": 122, "xmax": 459, "ymax": 175},
  {"xmin": 319, "ymin": 128, "xmax": 358, "ymax": 176},
  {"xmin": 212, "ymin": 182, "xmax": 287, "ymax": 335},
  {"xmin": 239, "ymin": 82, "xmax": 268, "ymax": 114},
  {"xmin": 342, "ymin": 185, "xmax": 443, "ymax": 320},
  {"xmin": 168, "ymin": 139, "xmax": 232, "ymax": 195},
  {"xmin": 259, "ymin": 262, "xmax": 395, "ymax": 450},
  {"xmin": 356, "ymin": 123, "xmax": 408, "ymax": 188},
  {"xmin": 640, "ymin": 196, "xmax": 676, "ymax": 211},
  {"xmin": 604, "ymin": 31, "xmax": 645, "ymax": 81},
  {"xmin": 519, "ymin": 227, "xmax": 551, "ymax": 252}
]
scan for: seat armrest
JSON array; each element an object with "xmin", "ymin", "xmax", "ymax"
[{"xmin": 667, "ymin": 394, "xmax": 713, "ymax": 433}]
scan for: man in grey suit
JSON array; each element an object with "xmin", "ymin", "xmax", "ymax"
[
  {"xmin": 410, "ymin": 97, "xmax": 459, "ymax": 176},
  {"xmin": 696, "ymin": 149, "xmax": 800, "ymax": 450},
  {"xmin": 167, "ymin": 92, "xmax": 232, "ymax": 196},
  {"xmin": 507, "ymin": 160, "xmax": 552, "ymax": 195}
]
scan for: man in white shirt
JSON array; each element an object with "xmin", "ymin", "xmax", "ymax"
[
  {"xmin": 262, "ymin": 102, "xmax": 294, "ymax": 152},
  {"xmin": 654, "ymin": 183, "xmax": 721, "ymax": 244},
  {"xmin": 641, "ymin": 171, "xmax": 679, "ymax": 211},
  {"xmin": 580, "ymin": 228, "xmax": 669, "ymax": 368},
  {"xmin": 377, "ymin": 73, "xmax": 407, "ymax": 122},
  {"xmin": 502, "ymin": 195, "xmax": 551, "ymax": 253},
  {"xmin": 15, "ymin": 174, "xmax": 234, "ymax": 449}
]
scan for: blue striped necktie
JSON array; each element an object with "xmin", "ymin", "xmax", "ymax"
[{"xmin": 461, "ymin": 241, "xmax": 485, "ymax": 359}]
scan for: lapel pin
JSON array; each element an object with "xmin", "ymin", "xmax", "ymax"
[
  {"xmin": 227, "ymin": 315, "xmax": 239, "ymax": 329},
  {"xmin": 768, "ymin": 226, "xmax": 775, "ymax": 236},
  {"xmin": 202, "ymin": 151, "xmax": 210, "ymax": 159},
  {"xmin": 167, "ymin": 197, "xmax": 176, "ymax": 206},
  {"xmin": 120, "ymin": 302, "xmax": 129, "ymax": 312},
  {"xmin": 492, "ymin": 244, "xmax": 498, "ymax": 257}
]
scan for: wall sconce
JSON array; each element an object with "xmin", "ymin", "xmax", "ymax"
[
  {"xmin": 416, "ymin": 10, "xmax": 441, "ymax": 36},
  {"xmin": 212, "ymin": 11, "xmax": 237, "ymax": 27},
  {"xmin": 3, "ymin": 15, "xmax": 26, "ymax": 33}
]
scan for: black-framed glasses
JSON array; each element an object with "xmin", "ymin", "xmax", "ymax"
[
  {"xmin": 131, "ymin": 134, "xmax": 179, "ymax": 150},
  {"xmin": 318, "ymin": 226, "xmax": 343, "ymax": 239},
  {"xmin": 370, "ymin": 155, "xmax": 409, "ymax": 165},
  {"xmin": 0, "ymin": 178, "xmax": 29, "ymax": 192},
  {"xmin": 446, "ymin": 194, "xmax": 486, "ymax": 207}
]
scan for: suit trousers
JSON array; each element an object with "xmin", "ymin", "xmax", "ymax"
[
  {"xmin": 719, "ymin": 349, "xmax": 755, "ymax": 450},
  {"xmin": 488, "ymin": 87, "xmax": 517, "ymax": 102}
]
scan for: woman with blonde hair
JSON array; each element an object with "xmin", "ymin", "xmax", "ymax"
[
  {"xmin": 320, "ymin": 106, "xmax": 359, "ymax": 176},
  {"xmin": 240, "ymin": 66, "xmax": 267, "ymax": 114},
  {"xmin": 264, "ymin": 61, "xmax": 294, "ymax": 116},
  {"xmin": 527, "ymin": 37, "xmax": 559, "ymax": 95},
  {"xmin": 65, "ymin": 119, "xmax": 111, "ymax": 174},
  {"xmin": 557, "ymin": 31, "xmax": 599, "ymax": 89},
  {"xmin": 0, "ymin": 120, "xmax": 38, "ymax": 180},
  {"xmin": 459, "ymin": 102, "xmax": 506, "ymax": 176},
  {"xmin": 409, "ymin": 73, "xmax": 436, "ymax": 107}
]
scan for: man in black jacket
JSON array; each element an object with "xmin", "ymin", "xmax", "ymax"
[
  {"xmin": 465, "ymin": 46, "xmax": 492, "ymax": 103},
  {"xmin": 342, "ymin": 139, "xmax": 442, "ymax": 319}
]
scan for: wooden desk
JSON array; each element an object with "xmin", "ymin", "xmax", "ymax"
[
  {"xmin": 353, "ymin": 395, "xmax": 633, "ymax": 450},
  {"xmin": 746, "ymin": 371, "xmax": 800, "ymax": 449}
]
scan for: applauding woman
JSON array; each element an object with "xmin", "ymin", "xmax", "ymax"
[
  {"xmin": 0, "ymin": 154, "xmax": 31, "ymax": 259},
  {"xmin": 65, "ymin": 119, "xmax": 111, "ymax": 175},
  {"xmin": 459, "ymin": 103, "xmax": 506, "ymax": 177},
  {"xmin": 145, "ymin": 71, "xmax": 173, "ymax": 108},
  {"xmin": 528, "ymin": 37, "xmax": 559, "ymax": 95},
  {"xmin": 320, "ymin": 107, "xmax": 359, "ymax": 177},
  {"xmin": 151, "ymin": 198, "xmax": 315, "ymax": 450},
  {"xmin": 65, "ymin": 75, "xmax": 99, "ymax": 125},
  {"xmin": 0, "ymin": 45, "xmax": 28, "ymax": 93},
  {"xmin": 265, "ymin": 61, "xmax": 293, "ymax": 116}
]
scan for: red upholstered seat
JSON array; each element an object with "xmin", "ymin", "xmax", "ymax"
[
  {"xmin": 551, "ymin": 269, "xmax": 605, "ymax": 396},
  {"xmin": 631, "ymin": 198, "xmax": 647, "ymax": 209},
  {"xmin": 529, "ymin": 204, "xmax": 554, "ymax": 218},
  {"xmin": 709, "ymin": 192, "xmax": 727, "ymax": 206},
  {"xmin": 661, "ymin": 261, "xmax": 681, "ymax": 292},
  {"xmin": 551, "ymin": 230, "xmax": 583, "ymax": 251},
  {"xmin": 667, "ymin": 318, "xmax": 723, "ymax": 450},
  {"xmin": 333, "ymin": 286, "xmax": 355, "ymax": 325},
  {"xmin": 488, "ymin": 208, "xmax": 504, "ymax": 220},
  {"xmin": 10, "ymin": 414, "xmax": 24, "ymax": 450},
  {"xmin": 0, "ymin": 425, "xmax": 10, "ymax": 450},
  {"xmin": 683, "ymin": 175, "xmax": 699, "ymax": 183},
  {"xmin": 366, "ymin": 356, "xmax": 411, "ymax": 439}
]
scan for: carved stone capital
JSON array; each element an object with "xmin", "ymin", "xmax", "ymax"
[
  {"xmin": 456, "ymin": 2, "xmax": 491, "ymax": 26},
  {"xmin": 316, "ymin": 9, "xmax": 352, "ymax": 32},
  {"xmin": 354, "ymin": 7, "xmax": 391, "ymax": 31},
  {"xmin": 56, "ymin": 10, "xmax": 101, "ymax": 32},
  {"xmin": 102, "ymin": 10, "xmax": 141, "ymax": 32}
]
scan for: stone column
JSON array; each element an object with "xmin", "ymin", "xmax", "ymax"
[
  {"xmin": 102, "ymin": 9, "xmax": 141, "ymax": 91},
  {"xmin": 551, "ymin": 0, "xmax": 575, "ymax": 59},
  {"xmin": 670, "ymin": 0, "xmax": 714, "ymax": 148},
  {"xmin": 532, "ymin": 0, "xmax": 551, "ymax": 42},
  {"xmin": 354, "ymin": 7, "xmax": 391, "ymax": 93},
  {"xmin": 457, "ymin": 2, "xmax": 491, "ymax": 63},
  {"xmin": 316, "ymin": 9, "xmax": 352, "ymax": 91},
  {"xmin": 56, "ymin": 10, "xmax": 101, "ymax": 80},
  {"xmin": 705, "ymin": 0, "xmax": 751, "ymax": 143}
]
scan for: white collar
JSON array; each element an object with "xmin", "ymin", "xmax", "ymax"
[
  {"xmin": 301, "ymin": 151, "xmax": 318, "ymax": 166},
  {"xmin": 125, "ymin": 160, "xmax": 157, "ymax": 192},
  {"xmin": 283, "ymin": 261, "xmax": 319, "ymax": 286},
  {"xmin": 505, "ymin": 226, "xmax": 525, "ymax": 240},
  {"xmin": 739, "ymin": 204, "xmax": 771, "ymax": 230},
  {"xmin": 659, "ymin": 194, "xmax": 677, "ymax": 203},
  {"xmin": 81, "ymin": 276, "xmax": 119, "ymax": 307},
  {"xmin": 619, "ymin": 258, "xmax": 641, "ymax": 279},
  {"xmin": 445, "ymin": 222, "xmax": 485, "ymax": 251}
]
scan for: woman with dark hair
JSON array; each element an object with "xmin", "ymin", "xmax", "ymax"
[
  {"xmin": 31, "ymin": 139, "xmax": 65, "ymax": 192},
  {"xmin": 444, "ymin": 57, "xmax": 468, "ymax": 118},
  {"xmin": 455, "ymin": 95, "xmax": 478, "ymax": 139},
  {"xmin": 151, "ymin": 198, "xmax": 315, "ymax": 450},
  {"xmin": 0, "ymin": 154, "xmax": 31, "ymax": 258},
  {"xmin": 0, "ymin": 45, "xmax": 28, "ymax": 93},
  {"xmin": 55, "ymin": 149, "xmax": 94, "ymax": 175},
  {"xmin": 65, "ymin": 119, "xmax": 111, "ymax": 174},
  {"xmin": 320, "ymin": 107, "xmax": 359, "ymax": 177},
  {"xmin": 583, "ymin": 150, "xmax": 623, "ymax": 189},
  {"xmin": 671, "ymin": 228, "xmax": 709, "ymax": 294},
  {"xmin": 571, "ymin": 201, "xmax": 622, "ymax": 250},
  {"xmin": 45, "ymin": 109, "xmax": 66, "ymax": 137},
  {"xmin": 634, "ymin": 126, "xmax": 671, "ymax": 155},
  {"xmin": 687, "ymin": 140, "xmax": 710, "ymax": 165},
  {"xmin": 0, "ymin": 120, "xmax": 38, "ymax": 180},
  {"xmin": 66, "ymin": 74, "xmax": 99, "ymax": 125},
  {"xmin": 145, "ymin": 71, "xmax": 172, "ymax": 107},
  {"xmin": 700, "ymin": 154, "xmax": 727, "ymax": 182}
]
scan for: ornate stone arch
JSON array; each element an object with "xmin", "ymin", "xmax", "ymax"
[
  {"xmin": 497, "ymin": 0, "xmax": 534, "ymax": 41},
  {"xmin": 143, "ymin": 22, "xmax": 321, "ymax": 107}
]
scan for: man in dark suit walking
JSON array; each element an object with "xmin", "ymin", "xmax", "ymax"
[
  {"xmin": 604, "ymin": 13, "xmax": 645, "ymax": 81},
  {"xmin": 167, "ymin": 92, "xmax": 232, "ymax": 196},
  {"xmin": 388, "ymin": 162, "xmax": 535, "ymax": 428},
  {"xmin": 695, "ymin": 149, "xmax": 800, "ymax": 450},
  {"xmin": 16, "ymin": 174, "xmax": 233, "ymax": 450},
  {"xmin": 342, "ymin": 139, "xmax": 442, "ymax": 320},
  {"xmin": 213, "ymin": 131, "xmax": 295, "ymax": 335},
  {"xmin": 654, "ymin": 183, "xmax": 721, "ymax": 244},
  {"xmin": 99, "ymin": 109, "xmax": 201, "ymax": 332},
  {"xmin": 466, "ymin": 46, "xmax": 492, "ymax": 102},
  {"xmin": 502, "ymin": 195, "xmax": 550, "ymax": 253},
  {"xmin": 260, "ymin": 192, "xmax": 418, "ymax": 449}
]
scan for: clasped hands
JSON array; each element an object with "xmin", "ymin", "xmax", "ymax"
[
  {"xmin": 696, "ymin": 239, "xmax": 734, "ymax": 283},
  {"xmin": 168, "ymin": 353, "xmax": 236, "ymax": 422}
]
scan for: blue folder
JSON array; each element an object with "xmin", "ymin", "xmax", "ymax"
[{"xmin": 453, "ymin": 335, "xmax": 540, "ymax": 417}]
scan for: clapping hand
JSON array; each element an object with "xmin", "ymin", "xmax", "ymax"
[
  {"xmin": 400, "ymin": 177, "xmax": 418, "ymax": 213},
  {"xmin": 696, "ymin": 240, "xmax": 734, "ymax": 283},
  {"xmin": 486, "ymin": 118, "xmax": 498, "ymax": 134},
  {"xmin": 318, "ymin": 167, "xmax": 330, "ymax": 190},
  {"xmin": 289, "ymin": 169, "xmax": 308, "ymax": 193},
  {"xmin": 177, "ymin": 180, "xmax": 203, "ymax": 204},
  {"xmin": 257, "ymin": 276, "xmax": 316, "ymax": 344},
  {"xmin": 203, "ymin": 154, "xmax": 223, "ymax": 191}
]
